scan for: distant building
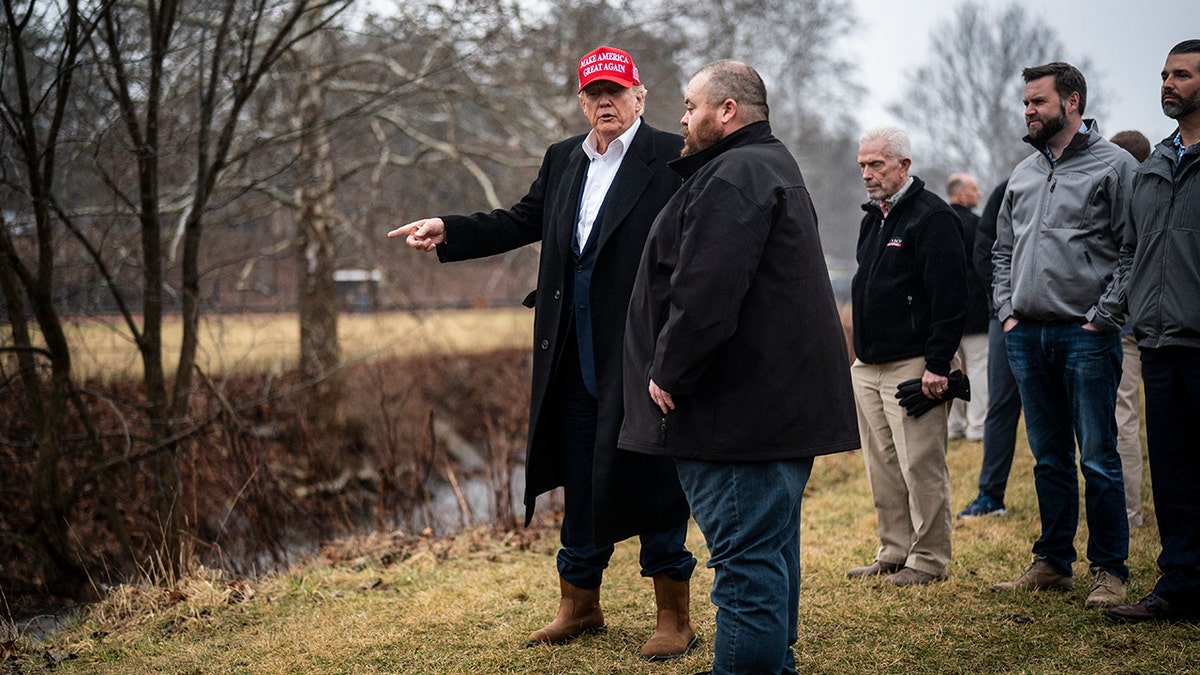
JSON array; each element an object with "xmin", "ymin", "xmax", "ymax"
[{"xmin": 333, "ymin": 269, "xmax": 382, "ymax": 313}]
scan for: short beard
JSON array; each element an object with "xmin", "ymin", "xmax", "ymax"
[
  {"xmin": 1029, "ymin": 102, "xmax": 1068, "ymax": 145},
  {"xmin": 680, "ymin": 129, "xmax": 703, "ymax": 157},
  {"xmin": 680, "ymin": 121, "xmax": 722, "ymax": 157},
  {"xmin": 1163, "ymin": 89, "xmax": 1200, "ymax": 119}
]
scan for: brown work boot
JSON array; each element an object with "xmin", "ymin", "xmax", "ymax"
[
  {"xmin": 1085, "ymin": 569, "xmax": 1127, "ymax": 608},
  {"xmin": 992, "ymin": 557, "xmax": 1073, "ymax": 592},
  {"xmin": 847, "ymin": 559, "xmax": 903, "ymax": 579},
  {"xmin": 640, "ymin": 574, "xmax": 699, "ymax": 661},
  {"xmin": 524, "ymin": 577, "xmax": 606, "ymax": 647}
]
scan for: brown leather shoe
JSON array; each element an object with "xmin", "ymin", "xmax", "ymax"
[
  {"xmin": 847, "ymin": 559, "xmax": 903, "ymax": 579},
  {"xmin": 992, "ymin": 557, "xmax": 1073, "ymax": 592},
  {"xmin": 640, "ymin": 575, "xmax": 699, "ymax": 662},
  {"xmin": 1106, "ymin": 595, "xmax": 1174, "ymax": 623},
  {"xmin": 524, "ymin": 577, "xmax": 606, "ymax": 647},
  {"xmin": 884, "ymin": 567, "xmax": 946, "ymax": 586}
]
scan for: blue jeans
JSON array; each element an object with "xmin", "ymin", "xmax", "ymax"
[
  {"xmin": 1141, "ymin": 347, "xmax": 1200, "ymax": 609},
  {"xmin": 978, "ymin": 317, "xmax": 1023, "ymax": 502},
  {"xmin": 676, "ymin": 457, "xmax": 814, "ymax": 675},
  {"xmin": 1005, "ymin": 319, "xmax": 1128, "ymax": 578},
  {"xmin": 557, "ymin": 354, "xmax": 694, "ymax": 588}
]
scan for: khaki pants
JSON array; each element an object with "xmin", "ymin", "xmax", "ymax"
[
  {"xmin": 851, "ymin": 356, "xmax": 953, "ymax": 577},
  {"xmin": 1116, "ymin": 333, "xmax": 1144, "ymax": 526},
  {"xmin": 948, "ymin": 332, "xmax": 989, "ymax": 441}
]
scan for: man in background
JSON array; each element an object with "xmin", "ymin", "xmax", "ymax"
[
  {"xmin": 946, "ymin": 173, "xmax": 990, "ymax": 444},
  {"xmin": 957, "ymin": 178, "xmax": 1023, "ymax": 518},
  {"xmin": 1109, "ymin": 129, "xmax": 1152, "ymax": 528}
]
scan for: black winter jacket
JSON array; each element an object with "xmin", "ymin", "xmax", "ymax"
[
  {"xmin": 952, "ymin": 203, "xmax": 990, "ymax": 335},
  {"xmin": 851, "ymin": 177, "xmax": 967, "ymax": 375},
  {"xmin": 973, "ymin": 181, "xmax": 1008, "ymax": 315},
  {"xmin": 619, "ymin": 122, "xmax": 860, "ymax": 461}
]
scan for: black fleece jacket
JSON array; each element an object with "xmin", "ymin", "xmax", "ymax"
[{"xmin": 851, "ymin": 176, "xmax": 967, "ymax": 375}]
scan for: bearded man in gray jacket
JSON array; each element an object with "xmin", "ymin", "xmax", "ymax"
[
  {"xmin": 991, "ymin": 62, "xmax": 1136, "ymax": 610},
  {"xmin": 1107, "ymin": 38, "xmax": 1200, "ymax": 624}
]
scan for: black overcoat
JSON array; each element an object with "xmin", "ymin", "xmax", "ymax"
[{"xmin": 437, "ymin": 120, "xmax": 689, "ymax": 544}]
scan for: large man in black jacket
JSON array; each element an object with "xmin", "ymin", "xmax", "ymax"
[
  {"xmin": 846, "ymin": 126, "xmax": 967, "ymax": 587},
  {"xmin": 389, "ymin": 46, "xmax": 696, "ymax": 660},
  {"xmin": 620, "ymin": 60, "xmax": 859, "ymax": 675}
]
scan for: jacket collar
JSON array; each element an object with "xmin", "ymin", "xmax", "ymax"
[
  {"xmin": 1147, "ymin": 128, "xmax": 1200, "ymax": 178},
  {"xmin": 668, "ymin": 120, "xmax": 773, "ymax": 179},
  {"xmin": 861, "ymin": 176, "xmax": 927, "ymax": 218},
  {"xmin": 568, "ymin": 119, "xmax": 661, "ymax": 257},
  {"xmin": 1023, "ymin": 118, "xmax": 1100, "ymax": 163}
]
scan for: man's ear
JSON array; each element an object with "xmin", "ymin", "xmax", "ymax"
[
  {"xmin": 721, "ymin": 98, "xmax": 737, "ymax": 124},
  {"xmin": 1066, "ymin": 91, "xmax": 1081, "ymax": 115}
]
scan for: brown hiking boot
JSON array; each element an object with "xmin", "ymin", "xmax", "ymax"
[
  {"xmin": 1085, "ymin": 569, "xmax": 1127, "ymax": 608},
  {"xmin": 524, "ymin": 577, "xmax": 606, "ymax": 647},
  {"xmin": 992, "ymin": 558, "xmax": 1073, "ymax": 592},
  {"xmin": 640, "ymin": 575, "xmax": 699, "ymax": 661},
  {"xmin": 847, "ymin": 559, "xmax": 903, "ymax": 579}
]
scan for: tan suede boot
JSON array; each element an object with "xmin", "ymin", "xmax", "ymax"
[
  {"xmin": 639, "ymin": 574, "xmax": 699, "ymax": 661},
  {"xmin": 524, "ymin": 577, "xmax": 606, "ymax": 647}
]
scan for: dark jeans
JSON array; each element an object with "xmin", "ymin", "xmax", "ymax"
[
  {"xmin": 1005, "ymin": 319, "xmax": 1128, "ymax": 579},
  {"xmin": 676, "ymin": 457, "xmax": 814, "ymax": 675},
  {"xmin": 978, "ymin": 317, "xmax": 1023, "ymax": 502},
  {"xmin": 1141, "ymin": 347, "xmax": 1200, "ymax": 609},
  {"xmin": 556, "ymin": 359, "xmax": 694, "ymax": 589}
]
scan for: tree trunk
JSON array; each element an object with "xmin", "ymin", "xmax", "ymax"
[{"xmin": 294, "ymin": 41, "xmax": 343, "ymax": 460}]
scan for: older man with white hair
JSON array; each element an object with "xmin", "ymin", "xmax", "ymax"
[{"xmin": 846, "ymin": 126, "xmax": 967, "ymax": 586}]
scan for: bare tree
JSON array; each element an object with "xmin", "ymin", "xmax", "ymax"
[
  {"xmin": 1, "ymin": 0, "xmax": 353, "ymax": 586},
  {"xmin": 886, "ymin": 2, "xmax": 1074, "ymax": 189},
  {"xmin": 0, "ymin": 0, "xmax": 117, "ymax": 597}
]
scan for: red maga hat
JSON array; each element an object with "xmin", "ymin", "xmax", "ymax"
[{"xmin": 577, "ymin": 46, "xmax": 640, "ymax": 91}]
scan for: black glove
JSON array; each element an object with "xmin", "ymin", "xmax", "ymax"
[{"xmin": 894, "ymin": 370, "xmax": 971, "ymax": 418}]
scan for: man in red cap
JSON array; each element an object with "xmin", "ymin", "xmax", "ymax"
[{"xmin": 389, "ymin": 46, "xmax": 697, "ymax": 660}]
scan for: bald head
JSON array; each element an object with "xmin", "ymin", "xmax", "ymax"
[{"xmin": 946, "ymin": 173, "xmax": 980, "ymax": 209}]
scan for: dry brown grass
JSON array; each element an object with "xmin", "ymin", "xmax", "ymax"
[
  {"xmin": 6, "ymin": 428, "xmax": 1199, "ymax": 674},
  {"xmin": 37, "ymin": 308, "xmax": 533, "ymax": 382}
]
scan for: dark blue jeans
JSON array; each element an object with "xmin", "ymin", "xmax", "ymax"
[
  {"xmin": 556, "ymin": 359, "xmax": 694, "ymax": 588},
  {"xmin": 978, "ymin": 317, "xmax": 1023, "ymax": 502},
  {"xmin": 1005, "ymin": 319, "xmax": 1128, "ymax": 579},
  {"xmin": 1141, "ymin": 347, "xmax": 1200, "ymax": 609},
  {"xmin": 676, "ymin": 457, "xmax": 814, "ymax": 675}
]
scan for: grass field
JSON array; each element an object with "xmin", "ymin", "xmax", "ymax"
[
  {"xmin": 40, "ymin": 308, "xmax": 535, "ymax": 382},
  {"xmin": 6, "ymin": 423, "xmax": 1197, "ymax": 674}
]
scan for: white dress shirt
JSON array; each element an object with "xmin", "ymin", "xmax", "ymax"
[{"xmin": 576, "ymin": 117, "xmax": 642, "ymax": 248}]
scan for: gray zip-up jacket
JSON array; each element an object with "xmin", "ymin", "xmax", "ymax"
[
  {"xmin": 993, "ymin": 121, "xmax": 1136, "ymax": 332},
  {"xmin": 1123, "ymin": 132, "xmax": 1200, "ymax": 349}
]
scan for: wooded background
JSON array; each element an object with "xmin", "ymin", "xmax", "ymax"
[{"xmin": 1, "ymin": 0, "xmax": 1079, "ymax": 601}]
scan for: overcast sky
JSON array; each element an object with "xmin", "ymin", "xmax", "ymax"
[{"xmin": 848, "ymin": 0, "xmax": 1197, "ymax": 142}]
